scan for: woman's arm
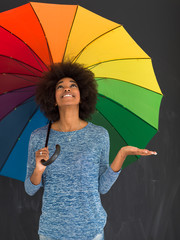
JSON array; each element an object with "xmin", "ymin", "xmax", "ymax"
[
  {"xmin": 24, "ymin": 133, "xmax": 49, "ymax": 196},
  {"xmin": 98, "ymin": 130, "xmax": 120, "ymax": 194},
  {"xmin": 98, "ymin": 130, "xmax": 157, "ymax": 194},
  {"xmin": 30, "ymin": 168, "xmax": 44, "ymax": 186},
  {"xmin": 111, "ymin": 146, "xmax": 157, "ymax": 172},
  {"xmin": 30, "ymin": 147, "xmax": 49, "ymax": 185}
]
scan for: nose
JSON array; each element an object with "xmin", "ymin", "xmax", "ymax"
[{"xmin": 64, "ymin": 87, "xmax": 70, "ymax": 92}]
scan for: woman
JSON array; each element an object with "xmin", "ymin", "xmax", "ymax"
[{"xmin": 24, "ymin": 62, "xmax": 157, "ymax": 240}]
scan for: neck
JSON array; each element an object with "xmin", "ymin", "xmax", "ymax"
[{"xmin": 56, "ymin": 106, "xmax": 81, "ymax": 132}]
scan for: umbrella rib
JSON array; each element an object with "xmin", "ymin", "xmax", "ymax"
[
  {"xmin": 0, "ymin": 104, "xmax": 41, "ymax": 172},
  {"xmin": 0, "ymin": 54, "xmax": 44, "ymax": 76},
  {"xmin": 0, "ymin": 26, "xmax": 48, "ymax": 72},
  {"xmin": 0, "ymin": 90, "xmax": 36, "ymax": 120},
  {"xmin": 73, "ymin": 25, "xmax": 122, "ymax": 62},
  {"xmin": 30, "ymin": 2, "xmax": 53, "ymax": 65},
  {"xmin": 0, "ymin": 73, "xmax": 39, "ymax": 95},
  {"xmin": 1, "ymin": 71, "xmax": 40, "ymax": 79},
  {"xmin": 98, "ymin": 93, "xmax": 159, "ymax": 132},
  {"xmin": 95, "ymin": 106, "xmax": 130, "ymax": 148},
  {"xmin": 0, "ymin": 85, "xmax": 36, "ymax": 95},
  {"xmin": 88, "ymin": 58, "xmax": 150, "ymax": 68},
  {"xmin": 62, "ymin": 5, "xmax": 79, "ymax": 62},
  {"xmin": 0, "ymin": 75, "xmax": 39, "ymax": 97},
  {"xmin": 96, "ymin": 76, "xmax": 163, "ymax": 96},
  {"xmin": 0, "ymin": 72, "xmax": 40, "ymax": 84},
  {"xmin": 9, "ymin": 94, "xmax": 36, "ymax": 107}
]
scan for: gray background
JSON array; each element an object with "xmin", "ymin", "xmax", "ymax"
[{"xmin": 0, "ymin": 0, "xmax": 179, "ymax": 239}]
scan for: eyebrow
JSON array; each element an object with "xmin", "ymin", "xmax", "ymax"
[{"xmin": 56, "ymin": 80, "xmax": 76, "ymax": 85}]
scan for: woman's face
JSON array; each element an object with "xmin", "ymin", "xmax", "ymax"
[{"xmin": 55, "ymin": 77, "xmax": 80, "ymax": 108}]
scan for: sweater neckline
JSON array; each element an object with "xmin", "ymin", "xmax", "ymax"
[{"xmin": 50, "ymin": 122, "xmax": 90, "ymax": 134}]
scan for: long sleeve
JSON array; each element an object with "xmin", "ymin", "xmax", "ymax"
[
  {"xmin": 24, "ymin": 132, "xmax": 43, "ymax": 196},
  {"xmin": 98, "ymin": 130, "xmax": 121, "ymax": 194}
]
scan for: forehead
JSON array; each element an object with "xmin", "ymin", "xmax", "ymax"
[{"xmin": 56, "ymin": 77, "xmax": 76, "ymax": 85}]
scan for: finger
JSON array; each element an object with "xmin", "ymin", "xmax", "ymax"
[
  {"xmin": 37, "ymin": 148, "xmax": 49, "ymax": 155},
  {"xmin": 39, "ymin": 147, "xmax": 49, "ymax": 153},
  {"xmin": 39, "ymin": 151, "xmax": 49, "ymax": 157},
  {"xmin": 140, "ymin": 149, "xmax": 157, "ymax": 155},
  {"xmin": 150, "ymin": 151, "xmax": 157, "ymax": 155},
  {"xmin": 43, "ymin": 153, "xmax": 50, "ymax": 160},
  {"xmin": 36, "ymin": 151, "xmax": 49, "ymax": 162}
]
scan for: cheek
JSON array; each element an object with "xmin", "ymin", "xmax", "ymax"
[
  {"xmin": 77, "ymin": 92, "xmax": 81, "ymax": 102},
  {"xmin": 77, "ymin": 89, "xmax": 81, "ymax": 99}
]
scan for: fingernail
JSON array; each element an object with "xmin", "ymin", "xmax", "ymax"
[{"xmin": 153, "ymin": 152, "xmax": 157, "ymax": 155}]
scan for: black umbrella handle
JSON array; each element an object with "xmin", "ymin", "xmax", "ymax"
[
  {"xmin": 40, "ymin": 121, "xmax": 61, "ymax": 166},
  {"xmin": 41, "ymin": 144, "xmax": 61, "ymax": 166}
]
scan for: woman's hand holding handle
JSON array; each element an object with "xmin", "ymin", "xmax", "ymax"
[{"xmin": 30, "ymin": 147, "xmax": 49, "ymax": 185}]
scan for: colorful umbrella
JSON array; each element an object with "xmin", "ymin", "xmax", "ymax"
[{"xmin": 0, "ymin": 2, "xmax": 163, "ymax": 182}]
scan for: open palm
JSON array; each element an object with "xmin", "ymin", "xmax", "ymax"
[{"xmin": 121, "ymin": 146, "xmax": 157, "ymax": 157}]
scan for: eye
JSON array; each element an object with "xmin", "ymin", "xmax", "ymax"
[
  {"xmin": 71, "ymin": 83, "xmax": 78, "ymax": 88},
  {"xmin": 56, "ymin": 85, "xmax": 63, "ymax": 89}
]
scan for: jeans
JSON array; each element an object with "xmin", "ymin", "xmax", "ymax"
[{"xmin": 39, "ymin": 232, "xmax": 104, "ymax": 240}]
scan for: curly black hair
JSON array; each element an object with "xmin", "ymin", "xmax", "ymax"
[{"xmin": 35, "ymin": 62, "xmax": 97, "ymax": 121}]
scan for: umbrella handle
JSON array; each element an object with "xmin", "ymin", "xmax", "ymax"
[{"xmin": 41, "ymin": 144, "xmax": 61, "ymax": 166}]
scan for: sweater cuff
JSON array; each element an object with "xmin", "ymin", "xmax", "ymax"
[
  {"xmin": 24, "ymin": 177, "xmax": 42, "ymax": 196},
  {"xmin": 110, "ymin": 165, "xmax": 121, "ymax": 175}
]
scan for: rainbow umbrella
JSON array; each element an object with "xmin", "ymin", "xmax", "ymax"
[{"xmin": 0, "ymin": 2, "xmax": 163, "ymax": 182}]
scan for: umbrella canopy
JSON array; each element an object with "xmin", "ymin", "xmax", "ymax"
[{"xmin": 0, "ymin": 2, "xmax": 163, "ymax": 182}]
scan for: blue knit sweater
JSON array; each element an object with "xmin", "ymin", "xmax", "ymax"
[{"xmin": 24, "ymin": 122, "xmax": 121, "ymax": 240}]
